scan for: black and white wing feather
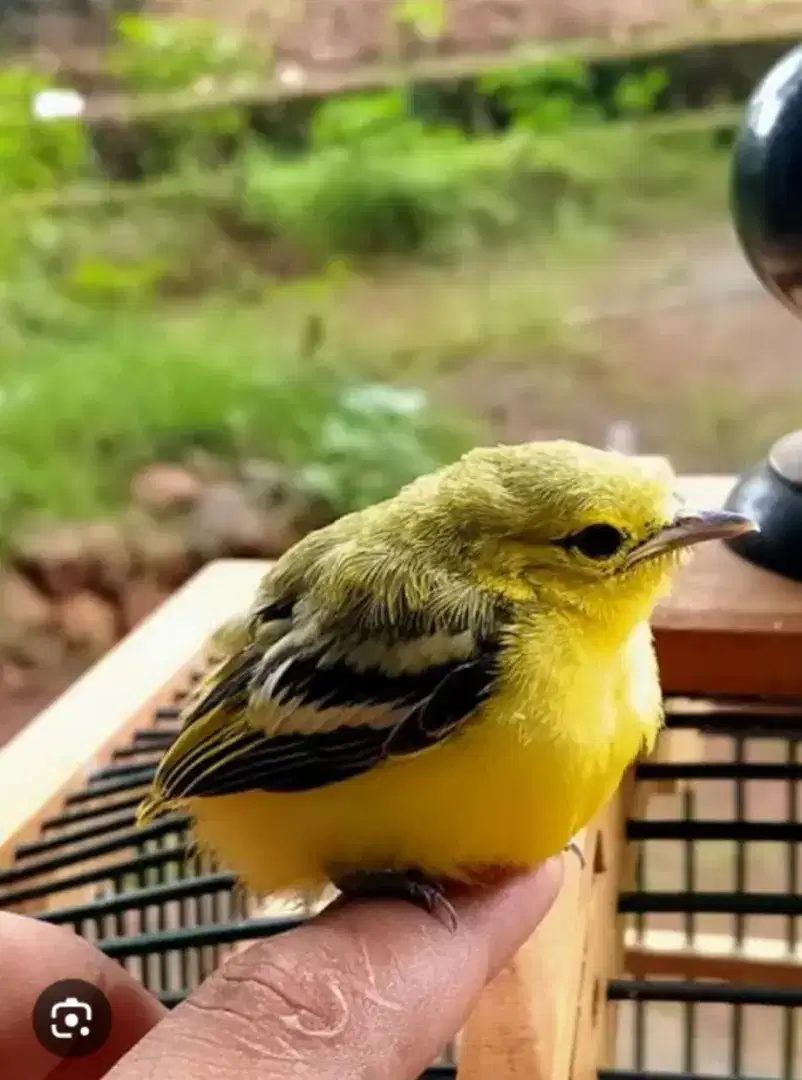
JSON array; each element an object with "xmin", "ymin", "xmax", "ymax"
[{"xmin": 150, "ymin": 584, "xmax": 509, "ymax": 803}]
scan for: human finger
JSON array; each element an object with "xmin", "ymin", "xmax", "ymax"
[
  {"xmin": 104, "ymin": 858, "xmax": 563, "ymax": 1080},
  {"xmin": 0, "ymin": 910, "xmax": 166, "ymax": 1080}
]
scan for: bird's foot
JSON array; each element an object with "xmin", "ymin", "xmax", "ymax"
[
  {"xmin": 564, "ymin": 839, "xmax": 586, "ymax": 870},
  {"xmin": 331, "ymin": 868, "xmax": 458, "ymax": 932}
]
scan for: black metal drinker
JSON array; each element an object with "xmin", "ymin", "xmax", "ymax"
[{"xmin": 726, "ymin": 45, "xmax": 802, "ymax": 582}]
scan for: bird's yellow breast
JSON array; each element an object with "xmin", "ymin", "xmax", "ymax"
[{"xmin": 187, "ymin": 619, "xmax": 662, "ymax": 898}]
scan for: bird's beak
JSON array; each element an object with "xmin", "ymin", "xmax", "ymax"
[{"xmin": 626, "ymin": 509, "xmax": 759, "ymax": 567}]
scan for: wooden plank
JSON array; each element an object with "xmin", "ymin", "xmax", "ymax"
[
  {"xmin": 657, "ymin": 539, "xmax": 802, "ymax": 637},
  {"xmin": 569, "ymin": 799, "xmax": 624, "ymax": 1080},
  {"xmin": 625, "ymin": 927, "xmax": 802, "ymax": 989},
  {"xmin": 644, "ymin": 728, "xmax": 707, "ymax": 795},
  {"xmin": 458, "ymin": 830, "xmax": 594, "ymax": 1080},
  {"xmin": 656, "ymin": 475, "xmax": 802, "ymax": 637},
  {"xmin": 0, "ymin": 559, "xmax": 269, "ymax": 869},
  {"xmin": 656, "ymin": 627, "xmax": 802, "ymax": 698},
  {"xmin": 654, "ymin": 474, "xmax": 802, "ymax": 698},
  {"xmin": 605, "ymin": 770, "xmax": 641, "ymax": 1069}
]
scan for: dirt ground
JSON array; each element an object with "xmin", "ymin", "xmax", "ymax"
[
  {"xmin": 162, "ymin": 0, "xmax": 802, "ymax": 74},
  {"xmin": 0, "ymin": 660, "xmax": 88, "ymax": 751},
  {"xmin": 442, "ymin": 222, "xmax": 802, "ymax": 471}
]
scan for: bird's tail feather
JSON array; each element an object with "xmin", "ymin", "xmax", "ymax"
[{"xmin": 136, "ymin": 791, "xmax": 182, "ymax": 827}]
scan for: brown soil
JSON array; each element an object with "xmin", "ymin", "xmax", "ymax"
[
  {"xmin": 439, "ymin": 223, "xmax": 802, "ymax": 470},
  {"xmin": 157, "ymin": 0, "xmax": 802, "ymax": 74},
  {"xmin": 0, "ymin": 659, "xmax": 87, "ymax": 751}
]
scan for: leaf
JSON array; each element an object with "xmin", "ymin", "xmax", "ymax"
[
  {"xmin": 392, "ymin": 0, "xmax": 446, "ymax": 40},
  {"xmin": 613, "ymin": 68, "xmax": 670, "ymax": 118}
]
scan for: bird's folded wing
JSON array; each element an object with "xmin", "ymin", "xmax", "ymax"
[{"xmin": 150, "ymin": 596, "xmax": 506, "ymax": 801}]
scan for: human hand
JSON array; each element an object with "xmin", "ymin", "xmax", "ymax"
[{"xmin": 3, "ymin": 859, "xmax": 562, "ymax": 1080}]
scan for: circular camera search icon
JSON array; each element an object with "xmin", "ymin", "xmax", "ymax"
[{"xmin": 32, "ymin": 979, "xmax": 112, "ymax": 1058}]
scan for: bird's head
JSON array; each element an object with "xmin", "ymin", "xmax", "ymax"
[{"xmin": 397, "ymin": 440, "xmax": 757, "ymax": 628}]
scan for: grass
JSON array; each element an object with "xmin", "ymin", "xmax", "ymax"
[
  {"xmin": 5, "ymin": 122, "xmax": 732, "ymax": 298},
  {"xmin": 0, "ymin": 303, "xmax": 476, "ymax": 541}
]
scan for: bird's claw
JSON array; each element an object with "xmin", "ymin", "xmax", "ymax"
[
  {"xmin": 331, "ymin": 868, "xmax": 458, "ymax": 932},
  {"xmin": 564, "ymin": 839, "xmax": 586, "ymax": 870}
]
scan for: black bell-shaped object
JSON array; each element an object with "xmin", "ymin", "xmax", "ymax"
[
  {"xmin": 725, "ymin": 45, "xmax": 802, "ymax": 582},
  {"xmin": 732, "ymin": 44, "xmax": 802, "ymax": 312}
]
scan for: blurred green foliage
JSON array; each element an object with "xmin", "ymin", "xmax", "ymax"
[
  {"xmin": 109, "ymin": 14, "xmax": 266, "ymax": 90},
  {"xmin": 0, "ymin": 308, "xmax": 474, "ymax": 537},
  {"xmin": 106, "ymin": 15, "xmax": 268, "ymax": 171},
  {"xmin": 0, "ymin": 14, "xmax": 735, "ymax": 539},
  {"xmin": 0, "ymin": 15, "xmax": 721, "ymax": 305},
  {"xmin": 0, "ymin": 65, "xmax": 88, "ymax": 194},
  {"xmin": 392, "ymin": 0, "xmax": 447, "ymax": 42}
]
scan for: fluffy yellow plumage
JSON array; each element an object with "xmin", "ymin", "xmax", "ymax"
[{"xmin": 138, "ymin": 440, "xmax": 755, "ymax": 924}]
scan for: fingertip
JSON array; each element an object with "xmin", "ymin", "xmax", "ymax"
[
  {"xmin": 447, "ymin": 857, "xmax": 564, "ymax": 979},
  {"xmin": 101, "ymin": 859, "xmax": 564, "ymax": 1080},
  {"xmin": 0, "ymin": 911, "xmax": 165, "ymax": 1080},
  {"xmin": 316, "ymin": 857, "xmax": 563, "ymax": 983}
]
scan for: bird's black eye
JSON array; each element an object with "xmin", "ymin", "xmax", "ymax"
[{"xmin": 562, "ymin": 524, "xmax": 626, "ymax": 560}]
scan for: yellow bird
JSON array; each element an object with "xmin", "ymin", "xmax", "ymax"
[{"xmin": 138, "ymin": 440, "xmax": 755, "ymax": 927}]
